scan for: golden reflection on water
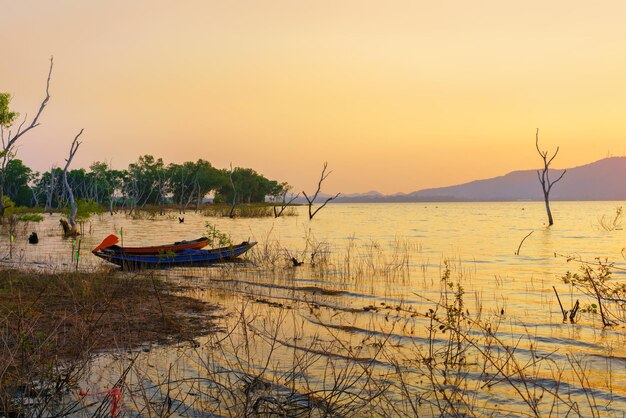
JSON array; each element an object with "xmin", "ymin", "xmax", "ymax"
[{"xmin": 2, "ymin": 202, "xmax": 626, "ymax": 415}]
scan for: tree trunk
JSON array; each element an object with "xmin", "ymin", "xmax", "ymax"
[
  {"xmin": 63, "ymin": 170, "xmax": 79, "ymax": 236},
  {"xmin": 0, "ymin": 183, "xmax": 5, "ymax": 217},
  {"xmin": 62, "ymin": 129, "xmax": 83, "ymax": 236},
  {"xmin": 544, "ymin": 194, "xmax": 554, "ymax": 226}
]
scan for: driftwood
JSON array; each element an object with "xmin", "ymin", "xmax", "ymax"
[
  {"xmin": 60, "ymin": 219, "xmax": 73, "ymax": 236},
  {"xmin": 552, "ymin": 286, "xmax": 580, "ymax": 324},
  {"xmin": 515, "ymin": 231, "xmax": 534, "ymax": 255}
]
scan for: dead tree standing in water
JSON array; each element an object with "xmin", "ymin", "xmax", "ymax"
[
  {"xmin": 273, "ymin": 186, "xmax": 299, "ymax": 218},
  {"xmin": 536, "ymin": 128, "xmax": 566, "ymax": 226},
  {"xmin": 303, "ymin": 162, "xmax": 340, "ymax": 220},
  {"xmin": 0, "ymin": 57, "xmax": 53, "ymax": 216},
  {"xmin": 61, "ymin": 129, "xmax": 84, "ymax": 236}
]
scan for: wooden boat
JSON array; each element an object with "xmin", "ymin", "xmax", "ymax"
[
  {"xmin": 92, "ymin": 241, "xmax": 257, "ymax": 269},
  {"xmin": 92, "ymin": 234, "xmax": 210, "ymax": 254}
]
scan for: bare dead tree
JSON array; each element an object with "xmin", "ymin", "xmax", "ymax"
[
  {"xmin": 0, "ymin": 57, "xmax": 53, "ymax": 216},
  {"xmin": 44, "ymin": 165, "xmax": 58, "ymax": 214},
  {"xmin": 175, "ymin": 167, "xmax": 197, "ymax": 214},
  {"xmin": 155, "ymin": 166, "xmax": 169, "ymax": 215},
  {"xmin": 61, "ymin": 129, "xmax": 84, "ymax": 236},
  {"xmin": 535, "ymin": 128, "xmax": 566, "ymax": 226},
  {"xmin": 302, "ymin": 162, "xmax": 340, "ymax": 220},
  {"xmin": 273, "ymin": 187, "xmax": 299, "ymax": 218}
]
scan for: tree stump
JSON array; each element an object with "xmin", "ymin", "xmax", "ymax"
[{"xmin": 60, "ymin": 219, "xmax": 78, "ymax": 236}]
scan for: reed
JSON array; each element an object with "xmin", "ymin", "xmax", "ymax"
[
  {"xmin": 76, "ymin": 261, "xmax": 611, "ymax": 417},
  {"xmin": 0, "ymin": 229, "xmax": 621, "ymax": 416},
  {"xmin": 596, "ymin": 206, "xmax": 623, "ymax": 232},
  {"xmin": 0, "ymin": 268, "xmax": 219, "ymax": 416},
  {"xmin": 202, "ymin": 203, "xmax": 297, "ymax": 218}
]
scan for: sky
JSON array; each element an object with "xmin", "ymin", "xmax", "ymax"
[{"xmin": 2, "ymin": 1, "xmax": 626, "ymax": 194}]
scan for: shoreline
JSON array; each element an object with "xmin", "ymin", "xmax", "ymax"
[{"xmin": 0, "ymin": 267, "xmax": 221, "ymax": 414}]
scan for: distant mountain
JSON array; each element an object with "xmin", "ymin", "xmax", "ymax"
[
  {"xmin": 330, "ymin": 157, "xmax": 626, "ymax": 203},
  {"xmin": 294, "ymin": 190, "xmax": 385, "ymax": 204}
]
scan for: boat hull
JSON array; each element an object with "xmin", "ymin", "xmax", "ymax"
[
  {"xmin": 113, "ymin": 237, "xmax": 210, "ymax": 254},
  {"xmin": 93, "ymin": 241, "xmax": 256, "ymax": 270}
]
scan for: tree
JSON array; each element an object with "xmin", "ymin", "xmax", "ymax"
[
  {"xmin": 535, "ymin": 128, "xmax": 566, "ymax": 226},
  {"xmin": 0, "ymin": 57, "xmax": 53, "ymax": 216},
  {"xmin": 194, "ymin": 160, "xmax": 226, "ymax": 210},
  {"xmin": 214, "ymin": 166, "xmax": 282, "ymax": 206},
  {"xmin": 168, "ymin": 161, "xmax": 197, "ymax": 213},
  {"xmin": 4, "ymin": 159, "xmax": 34, "ymax": 206},
  {"xmin": 303, "ymin": 162, "xmax": 340, "ymax": 220},
  {"xmin": 125, "ymin": 155, "xmax": 166, "ymax": 209},
  {"xmin": 90, "ymin": 161, "xmax": 124, "ymax": 214},
  {"xmin": 34, "ymin": 166, "xmax": 62, "ymax": 213}
]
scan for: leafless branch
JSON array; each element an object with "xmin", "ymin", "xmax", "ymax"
[
  {"xmin": 549, "ymin": 169, "xmax": 567, "ymax": 191},
  {"xmin": 515, "ymin": 230, "xmax": 534, "ymax": 256},
  {"xmin": 535, "ymin": 128, "xmax": 566, "ymax": 226},
  {"xmin": 302, "ymin": 162, "xmax": 340, "ymax": 220},
  {"xmin": 310, "ymin": 192, "xmax": 340, "ymax": 219},
  {"xmin": 62, "ymin": 129, "xmax": 84, "ymax": 234},
  {"xmin": 273, "ymin": 190, "xmax": 300, "ymax": 218},
  {"xmin": 6, "ymin": 56, "xmax": 53, "ymax": 150}
]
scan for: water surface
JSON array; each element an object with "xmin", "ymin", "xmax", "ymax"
[{"xmin": 2, "ymin": 202, "xmax": 626, "ymax": 416}]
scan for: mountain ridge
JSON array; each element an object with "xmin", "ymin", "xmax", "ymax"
[{"xmin": 327, "ymin": 157, "xmax": 626, "ymax": 203}]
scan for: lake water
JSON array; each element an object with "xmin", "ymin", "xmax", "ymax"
[{"xmin": 2, "ymin": 202, "xmax": 626, "ymax": 416}]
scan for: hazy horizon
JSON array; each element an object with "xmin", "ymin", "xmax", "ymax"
[{"xmin": 3, "ymin": 1, "xmax": 626, "ymax": 194}]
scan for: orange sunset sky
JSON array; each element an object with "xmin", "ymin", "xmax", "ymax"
[{"xmin": 2, "ymin": 1, "xmax": 626, "ymax": 194}]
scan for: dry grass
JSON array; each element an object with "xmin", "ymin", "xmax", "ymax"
[
  {"xmin": 0, "ymin": 228, "xmax": 622, "ymax": 416},
  {"xmin": 86, "ymin": 253, "xmax": 617, "ymax": 417},
  {"xmin": 0, "ymin": 268, "xmax": 220, "ymax": 416},
  {"xmin": 202, "ymin": 203, "xmax": 297, "ymax": 218}
]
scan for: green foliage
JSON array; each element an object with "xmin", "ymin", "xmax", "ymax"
[
  {"xmin": 19, "ymin": 214, "xmax": 44, "ymax": 223},
  {"xmin": 127, "ymin": 155, "xmax": 167, "ymax": 206},
  {"xmin": 168, "ymin": 159, "xmax": 226, "ymax": 207},
  {"xmin": 2, "ymin": 196, "xmax": 15, "ymax": 217},
  {"xmin": 158, "ymin": 250, "xmax": 176, "ymax": 259},
  {"xmin": 73, "ymin": 199, "xmax": 102, "ymax": 220},
  {"xmin": 440, "ymin": 260, "xmax": 465, "ymax": 325},
  {"xmin": 562, "ymin": 258, "xmax": 626, "ymax": 325},
  {"xmin": 205, "ymin": 223, "xmax": 232, "ymax": 248},
  {"xmin": 7, "ymin": 206, "xmax": 44, "ymax": 215},
  {"xmin": 579, "ymin": 303, "xmax": 598, "ymax": 314},
  {"xmin": 0, "ymin": 93, "xmax": 19, "ymax": 128},
  {"xmin": 562, "ymin": 259, "xmax": 613, "ymax": 290},
  {"xmin": 7, "ymin": 155, "xmax": 288, "ymax": 212},
  {"xmin": 214, "ymin": 167, "xmax": 286, "ymax": 204},
  {"xmin": 4, "ymin": 159, "xmax": 34, "ymax": 206}
]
